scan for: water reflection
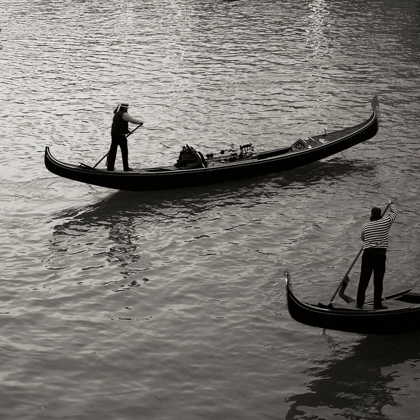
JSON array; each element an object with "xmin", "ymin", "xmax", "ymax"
[
  {"xmin": 46, "ymin": 158, "xmax": 374, "ymax": 284},
  {"xmin": 306, "ymin": 0, "xmax": 330, "ymax": 61},
  {"xmin": 286, "ymin": 331, "xmax": 420, "ymax": 419},
  {"xmin": 51, "ymin": 156, "xmax": 375, "ymax": 224}
]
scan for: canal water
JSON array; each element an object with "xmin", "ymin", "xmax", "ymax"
[{"xmin": 1, "ymin": 0, "xmax": 420, "ymax": 419}]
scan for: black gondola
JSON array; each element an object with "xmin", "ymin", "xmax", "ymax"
[
  {"xmin": 284, "ymin": 270, "xmax": 420, "ymax": 335},
  {"xmin": 45, "ymin": 96, "xmax": 379, "ymax": 191}
]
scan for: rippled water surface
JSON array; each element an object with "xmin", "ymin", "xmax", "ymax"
[{"xmin": 1, "ymin": 0, "xmax": 420, "ymax": 419}]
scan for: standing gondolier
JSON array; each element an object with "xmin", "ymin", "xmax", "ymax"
[
  {"xmin": 356, "ymin": 199, "xmax": 398, "ymax": 309},
  {"xmin": 107, "ymin": 103, "xmax": 144, "ymax": 171}
]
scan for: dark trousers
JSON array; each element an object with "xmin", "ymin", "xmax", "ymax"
[
  {"xmin": 356, "ymin": 248, "xmax": 386, "ymax": 307},
  {"xmin": 107, "ymin": 134, "xmax": 129, "ymax": 171}
]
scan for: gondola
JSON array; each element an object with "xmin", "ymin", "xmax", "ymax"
[
  {"xmin": 45, "ymin": 96, "xmax": 379, "ymax": 191},
  {"xmin": 284, "ymin": 270, "xmax": 420, "ymax": 335}
]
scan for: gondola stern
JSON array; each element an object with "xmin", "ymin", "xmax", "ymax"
[
  {"xmin": 44, "ymin": 146, "xmax": 51, "ymax": 163},
  {"xmin": 284, "ymin": 269, "xmax": 294, "ymax": 297},
  {"xmin": 371, "ymin": 95, "xmax": 379, "ymax": 112},
  {"xmin": 44, "ymin": 146, "xmax": 55, "ymax": 172}
]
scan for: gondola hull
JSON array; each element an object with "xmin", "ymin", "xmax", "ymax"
[
  {"xmin": 285, "ymin": 272, "xmax": 420, "ymax": 335},
  {"xmin": 45, "ymin": 96, "xmax": 379, "ymax": 191}
]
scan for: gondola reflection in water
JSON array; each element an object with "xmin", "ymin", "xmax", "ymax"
[{"xmin": 45, "ymin": 96, "xmax": 379, "ymax": 191}]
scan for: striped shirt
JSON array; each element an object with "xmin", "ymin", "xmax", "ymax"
[{"xmin": 361, "ymin": 204, "xmax": 398, "ymax": 249}]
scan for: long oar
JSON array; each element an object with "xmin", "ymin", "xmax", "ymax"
[
  {"xmin": 92, "ymin": 123, "xmax": 143, "ymax": 169},
  {"xmin": 92, "ymin": 151, "xmax": 109, "ymax": 169},
  {"xmin": 329, "ymin": 201, "xmax": 391, "ymax": 303}
]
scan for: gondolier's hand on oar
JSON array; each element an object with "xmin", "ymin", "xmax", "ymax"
[
  {"xmin": 130, "ymin": 122, "xmax": 143, "ymax": 133},
  {"xmin": 126, "ymin": 122, "xmax": 143, "ymax": 138}
]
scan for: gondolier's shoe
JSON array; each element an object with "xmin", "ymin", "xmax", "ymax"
[
  {"xmin": 124, "ymin": 167, "xmax": 133, "ymax": 171},
  {"xmin": 374, "ymin": 305, "xmax": 388, "ymax": 310}
]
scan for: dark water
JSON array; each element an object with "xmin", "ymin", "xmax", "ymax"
[{"xmin": 1, "ymin": 0, "xmax": 420, "ymax": 419}]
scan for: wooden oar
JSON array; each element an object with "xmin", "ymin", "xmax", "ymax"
[
  {"xmin": 92, "ymin": 123, "xmax": 143, "ymax": 169},
  {"xmin": 329, "ymin": 201, "xmax": 391, "ymax": 303},
  {"xmin": 338, "ymin": 275, "xmax": 355, "ymax": 303},
  {"xmin": 92, "ymin": 151, "xmax": 109, "ymax": 169}
]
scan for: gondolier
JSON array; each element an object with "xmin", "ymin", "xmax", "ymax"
[
  {"xmin": 356, "ymin": 199, "xmax": 398, "ymax": 310},
  {"xmin": 107, "ymin": 103, "xmax": 144, "ymax": 171}
]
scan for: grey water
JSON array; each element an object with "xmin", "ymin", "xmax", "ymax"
[{"xmin": 1, "ymin": 0, "xmax": 420, "ymax": 419}]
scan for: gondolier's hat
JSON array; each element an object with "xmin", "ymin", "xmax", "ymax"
[
  {"xmin": 370, "ymin": 206, "xmax": 382, "ymax": 221},
  {"xmin": 114, "ymin": 103, "xmax": 129, "ymax": 114}
]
